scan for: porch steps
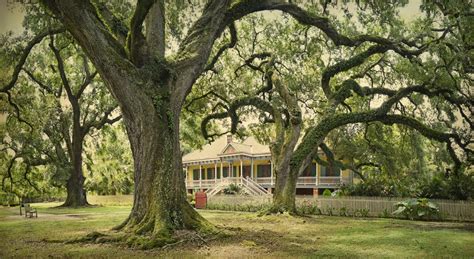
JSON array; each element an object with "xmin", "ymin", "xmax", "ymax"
[{"xmin": 206, "ymin": 177, "xmax": 271, "ymax": 198}]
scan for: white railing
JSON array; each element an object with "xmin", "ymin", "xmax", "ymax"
[
  {"xmin": 296, "ymin": 176, "xmax": 317, "ymax": 186},
  {"xmin": 242, "ymin": 177, "xmax": 271, "ymax": 196},
  {"xmin": 187, "ymin": 176, "xmax": 342, "ymax": 189},
  {"xmin": 255, "ymin": 177, "xmax": 272, "ymax": 185},
  {"xmin": 318, "ymin": 176, "xmax": 341, "ymax": 186}
]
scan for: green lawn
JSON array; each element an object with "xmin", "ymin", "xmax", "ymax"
[{"xmin": 1, "ymin": 203, "xmax": 473, "ymax": 258}]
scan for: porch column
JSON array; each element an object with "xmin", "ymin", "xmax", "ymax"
[
  {"xmin": 313, "ymin": 188, "xmax": 319, "ymax": 198},
  {"xmin": 240, "ymin": 159, "xmax": 243, "ymax": 183},
  {"xmin": 199, "ymin": 164, "xmax": 202, "ymax": 190},
  {"xmin": 214, "ymin": 162, "xmax": 218, "ymax": 183},
  {"xmin": 270, "ymin": 160, "xmax": 274, "ymax": 186},
  {"xmin": 339, "ymin": 168, "xmax": 343, "ymax": 186},
  {"xmin": 220, "ymin": 160, "xmax": 223, "ymax": 182},
  {"xmin": 250, "ymin": 158, "xmax": 254, "ymax": 179},
  {"xmin": 317, "ymin": 164, "xmax": 320, "ymax": 186}
]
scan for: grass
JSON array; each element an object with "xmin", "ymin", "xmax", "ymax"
[{"xmin": 1, "ymin": 201, "xmax": 473, "ymax": 258}]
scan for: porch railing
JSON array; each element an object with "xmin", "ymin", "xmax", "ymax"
[{"xmin": 186, "ymin": 176, "xmax": 345, "ymax": 188}]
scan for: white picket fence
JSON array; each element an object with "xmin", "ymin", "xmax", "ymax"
[{"xmin": 307, "ymin": 196, "xmax": 474, "ymax": 221}]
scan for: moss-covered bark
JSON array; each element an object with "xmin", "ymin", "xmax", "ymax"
[{"xmin": 112, "ymin": 84, "xmax": 212, "ymax": 247}]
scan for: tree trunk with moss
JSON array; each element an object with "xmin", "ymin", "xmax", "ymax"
[
  {"xmin": 114, "ymin": 89, "xmax": 211, "ymax": 243},
  {"xmin": 266, "ymin": 78, "xmax": 303, "ymax": 214}
]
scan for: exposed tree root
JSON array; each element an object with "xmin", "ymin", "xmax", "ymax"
[
  {"xmin": 64, "ymin": 228, "xmax": 228, "ymax": 250},
  {"xmin": 258, "ymin": 204, "xmax": 299, "ymax": 217}
]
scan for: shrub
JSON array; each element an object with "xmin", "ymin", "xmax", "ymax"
[
  {"xmin": 297, "ymin": 200, "xmax": 321, "ymax": 215},
  {"xmin": 339, "ymin": 207, "xmax": 349, "ymax": 216},
  {"xmin": 325, "ymin": 206, "xmax": 335, "ymax": 216},
  {"xmin": 354, "ymin": 208, "xmax": 370, "ymax": 217},
  {"xmin": 186, "ymin": 193, "xmax": 195, "ymax": 206},
  {"xmin": 393, "ymin": 198, "xmax": 440, "ymax": 220},
  {"xmin": 223, "ymin": 183, "xmax": 242, "ymax": 195},
  {"xmin": 378, "ymin": 208, "xmax": 390, "ymax": 218},
  {"xmin": 322, "ymin": 189, "xmax": 332, "ymax": 197}
]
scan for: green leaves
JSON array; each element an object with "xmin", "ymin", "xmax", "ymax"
[{"xmin": 393, "ymin": 198, "xmax": 440, "ymax": 220}]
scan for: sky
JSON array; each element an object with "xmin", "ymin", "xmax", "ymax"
[{"xmin": 0, "ymin": 0, "xmax": 25, "ymax": 34}]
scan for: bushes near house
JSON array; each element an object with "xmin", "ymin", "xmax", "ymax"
[{"xmin": 342, "ymin": 171, "xmax": 474, "ymax": 200}]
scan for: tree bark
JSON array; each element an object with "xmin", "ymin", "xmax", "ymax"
[
  {"xmin": 61, "ymin": 96, "xmax": 89, "ymax": 207},
  {"xmin": 113, "ymin": 81, "xmax": 211, "ymax": 245},
  {"xmin": 266, "ymin": 78, "xmax": 302, "ymax": 214}
]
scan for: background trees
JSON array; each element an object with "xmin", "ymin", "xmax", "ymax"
[{"xmin": 0, "ymin": 6, "xmax": 122, "ymax": 206}]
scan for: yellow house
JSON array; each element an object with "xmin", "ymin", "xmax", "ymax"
[{"xmin": 183, "ymin": 135, "xmax": 353, "ymax": 197}]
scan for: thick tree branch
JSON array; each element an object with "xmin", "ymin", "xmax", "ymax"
[
  {"xmin": 94, "ymin": 1, "xmax": 128, "ymax": 44},
  {"xmin": 173, "ymin": 0, "xmax": 232, "ymax": 105},
  {"xmin": 145, "ymin": 0, "xmax": 165, "ymax": 58},
  {"xmin": 205, "ymin": 23, "xmax": 238, "ymax": 72},
  {"xmin": 128, "ymin": 0, "xmax": 154, "ymax": 65},
  {"xmin": 201, "ymin": 96, "xmax": 274, "ymax": 140},
  {"xmin": 49, "ymin": 36, "xmax": 74, "ymax": 101},
  {"xmin": 316, "ymin": 143, "xmax": 367, "ymax": 181}
]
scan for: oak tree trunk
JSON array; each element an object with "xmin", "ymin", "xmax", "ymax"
[
  {"xmin": 114, "ymin": 83, "xmax": 211, "ymax": 245},
  {"xmin": 63, "ymin": 164, "xmax": 88, "ymax": 207},
  {"xmin": 62, "ymin": 105, "xmax": 89, "ymax": 207},
  {"xmin": 271, "ymin": 160, "xmax": 298, "ymax": 213}
]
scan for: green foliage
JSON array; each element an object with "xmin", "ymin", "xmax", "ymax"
[
  {"xmin": 223, "ymin": 183, "xmax": 242, "ymax": 195},
  {"xmin": 186, "ymin": 193, "xmax": 195, "ymax": 206},
  {"xmin": 322, "ymin": 189, "xmax": 332, "ymax": 197},
  {"xmin": 354, "ymin": 208, "xmax": 370, "ymax": 217},
  {"xmin": 339, "ymin": 206, "xmax": 349, "ymax": 217},
  {"xmin": 84, "ymin": 124, "xmax": 133, "ymax": 195},
  {"xmin": 343, "ymin": 170, "xmax": 474, "ymax": 200},
  {"xmin": 297, "ymin": 200, "xmax": 321, "ymax": 215},
  {"xmin": 393, "ymin": 198, "xmax": 440, "ymax": 220},
  {"xmin": 325, "ymin": 206, "xmax": 335, "ymax": 216}
]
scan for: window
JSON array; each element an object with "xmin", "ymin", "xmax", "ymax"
[
  {"xmin": 193, "ymin": 169, "xmax": 200, "ymax": 180},
  {"xmin": 257, "ymin": 164, "xmax": 271, "ymax": 177},
  {"xmin": 232, "ymin": 166, "xmax": 238, "ymax": 177},
  {"xmin": 320, "ymin": 165, "xmax": 340, "ymax": 177},
  {"xmin": 222, "ymin": 167, "xmax": 229, "ymax": 178},
  {"xmin": 301, "ymin": 163, "xmax": 317, "ymax": 177},
  {"xmin": 206, "ymin": 168, "xmax": 215, "ymax": 179}
]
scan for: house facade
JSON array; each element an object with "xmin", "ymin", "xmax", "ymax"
[{"xmin": 183, "ymin": 135, "xmax": 353, "ymax": 196}]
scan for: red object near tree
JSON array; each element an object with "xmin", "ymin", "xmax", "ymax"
[{"xmin": 195, "ymin": 192, "xmax": 207, "ymax": 209}]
